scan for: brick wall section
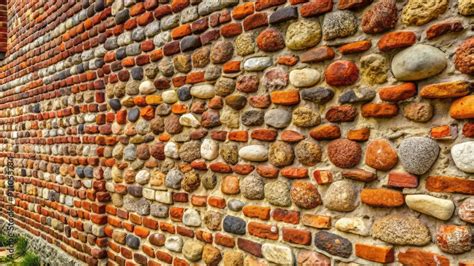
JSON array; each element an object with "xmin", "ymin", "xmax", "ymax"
[
  {"xmin": 0, "ymin": 0, "xmax": 6, "ymax": 54},
  {"xmin": 0, "ymin": 0, "xmax": 472, "ymax": 266}
]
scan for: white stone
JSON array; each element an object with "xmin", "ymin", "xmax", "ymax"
[
  {"xmin": 139, "ymin": 80, "xmax": 156, "ymax": 94},
  {"xmin": 262, "ymin": 243, "xmax": 294, "ymax": 265},
  {"xmin": 155, "ymin": 191, "xmax": 173, "ymax": 204},
  {"xmin": 243, "ymin": 57, "xmax": 273, "ymax": 71},
  {"xmin": 165, "ymin": 236, "xmax": 183, "ymax": 252},
  {"xmin": 190, "ymin": 84, "xmax": 215, "ymax": 99},
  {"xmin": 335, "ymin": 217, "xmax": 370, "ymax": 236},
  {"xmin": 451, "ymin": 141, "xmax": 474, "ymax": 173},
  {"xmin": 143, "ymin": 188, "xmax": 155, "ymax": 200},
  {"xmin": 162, "ymin": 90, "xmax": 178, "ymax": 104},
  {"xmin": 405, "ymin": 194, "xmax": 455, "ymax": 220},
  {"xmin": 289, "ymin": 68, "xmax": 320, "ymax": 87},
  {"xmin": 201, "ymin": 139, "xmax": 219, "ymax": 160},
  {"xmin": 136, "ymin": 170, "xmax": 150, "ymax": 185},
  {"xmin": 164, "ymin": 142, "xmax": 179, "ymax": 159},
  {"xmin": 179, "ymin": 113, "xmax": 200, "ymax": 128},
  {"xmin": 183, "ymin": 209, "xmax": 201, "ymax": 227},
  {"xmin": 239, "ymin": 145, "xmax": 268, "ymax": 162}
]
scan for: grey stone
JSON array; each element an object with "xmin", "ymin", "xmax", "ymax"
[
  {"xmin": 265, "ymin": 180, "xmax": 291, "ymax": 207},
  {"xmin": 241, "ymin": 110, "xmax": 264, "ymax": 126},
  {"xmin": 165, "ymin": 169, "xmax": 184, "ymax": 189},
  {"xmin": 372, "ymin": 214, "xmax": 431, "ymax": 245},
  {"xmin": 228, "ymin": 199, "xmax": 245, "ymax": 211},
  {"xmin": 240, "ymin": 175, "xmax": 265, "ymax": 200},
  {"xmin": 323, "ymin": 11, "xmax": 358, "ymax": 40},
  {"xmin": 323, "ymin": 180, "xmax": 359, "ymax": 212},
  {"xmin": 392, "ymin": 45, "xmax": 447, "ymax": 81},
  {"xmin": 223, "ymin": 216, "xmax": 246, "ymax": 235},
  {"xmin": 398, "ymin": 137, "xmax": 439, "ymax": 175},
  {"xmin": 339, "ymin": 88, "xmax": 375, "ymax": 104},
  {"xmin": 301, "ymin": 87, "xmax": 334, "ymax": 103},
  {"xmin": 265, "ymin": 109, "xmax": 291, "ymax": 128},
  {"xmin": 243, "ymin": 57, "xmax": 273, "ymax": 71}
]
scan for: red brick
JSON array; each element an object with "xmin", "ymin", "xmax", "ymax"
[
  {"xmin": 272, "ymin": 208, "xmax": 300, "ymax": 224},
  {"xmin": 387, "ymin": 171, "xmax": 418, "ymax": 188},
  {"xmin": 243, "ymin": 13, "xmax": 268, "ymax": 31},
  {"xmin": 379, "ymin": 83, "xmax": 417, "ymax": 102},
  {"xmin": 313, "ymin": 170, "xmax": 333, "ymax": 185},
  {"xmin": 300, "ymin": 0, "xmax": 333, "ymax": 17},
  {"xmin": 360, "ymin": 188, "xmax": 405, "ymax": 207},
  {"xmin": 220, "ymin": 23, "xmax": 243, "ymax": 37},
  {"xmin": 398, "ymin": 248, "xmax": 449, "ymax": 266},
  {"xmin": 338, "ymin": 40, "xmax": 372, "ymax": 54},
  {"xmin": 243, "ymin": 205, "xmax": 271, "ymax": 220},
  {"xmin": 426, "ymin": 20, "xmax": 463, "ymax": 40},
  {"xmin": 271, "ymin": 89, "xmax": 300, "ymax": 105},
  {"xmin": 361, "ymin": 103, "xmax": 399, "ymax": 118},
  {"xmin": 232, "ymin": 3, "xmax": 255, "ymax": 19},
  {"xmin": 301, "ymin": 214, "xmax": 331, "ymax": 229},
  {"xmin": 282, "ymin": 227, "xmax": 312, "ymax": 245},
  {"xmin": 248, "ymin": 222, "xmax": 279, "ymax": 240},
  {"xmin": 256, "ymin": 0, "xmax": 286, "ymax": 10}
]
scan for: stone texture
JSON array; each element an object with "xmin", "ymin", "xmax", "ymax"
[
  {"xmin": 327, "ymin": 139, "xmax": 362, "ymax": 168},
  {"xmin": 322, "ymin": 11, "xmax": 358, "ymax": 40},
  {"xmin": 372, "ymin": 214, "xmax": 431, "ymax": 245},
  {"xmin": 324, "ymin": 180, "xmax": 359, "ymax": 212},
  {"xmin": 392, "ymin": 45, "xmax": 447, "ymax": 81},
  {"xmin": 436, "ymin": 225, "xmax": 472, "ymax": 254},
  {"xmin": 265, "ymin": 180, "xmax": 291, "ymax": 207},
  {"xmin": 361, "ymin": 0, "xmax": 397, "ymax": 34},
  {"xmin": 285, "ymin": 20, "xmax": 321, "ymax": 50},
  {"xmin": 405, "ymin": 194, "xmax": 455, "ymax": 220},
  {"xmin": 401, "ymin": 0, "xmax": 448, "ymax": 25},
  {"xmin": 365, "ymin": 139, "xmax": 398, "ymax": 171},
  {"xmin": 398, "ymin": 137, "xmax": 440, "ymax": 175}
]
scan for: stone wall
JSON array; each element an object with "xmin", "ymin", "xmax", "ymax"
[{"xmin": 0, "ymin": 0, "xmax": 473, "ymax": 265}]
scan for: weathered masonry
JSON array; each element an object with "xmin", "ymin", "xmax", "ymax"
[{"xmin": 0, "ymin": 0, "xmax": 473, "ymax": 265}]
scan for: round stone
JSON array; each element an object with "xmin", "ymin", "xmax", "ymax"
[
  {"xmin": 335, "ymin": 217, "xmax": 370, "ymax": 236},
  {"xmin": 285, "ymin": 20, "xmax": 322, "ymax": 50},
  {"xmin": 179, "ymin": 141, "xmax": 201, "ymax": 162},
  {"xmin": 236, "ymin": 74, "xmax": 258, "ymax": 93},
  {"xmin": 183, "ymin": 209, "xmax": 201, "ymax": 227},
  {"xmin": 454, "ymin": 37, "xmax": 474, "ymax": 75},
  {"xmin": 451, "ymin": 141, "xmax": 474, "ymax": 173},
  {"xmin": 235, "ymin": 33, "xmax": 255, "ymax": 56},
  {"xmin": 221, "ymin": 142, "xmax": 239, "ymax": 164},
  {"xmin": 243, "ymin": 57, "xmax": 273, "ymax": 71},
  {"xmin": 210, "ymin": 41, "xmax": 234, "ymax": 64},
  {"xmin": 292, "ymin": 106, "xmax": 320, "ymax": 128},
  {"xmin": 269, "ymin": 141, "xmax": 294, "ymax": 167},
  {"xmin": 164, "ymin": 142, "xmax": 179, "ymax": 159},
  {"xmin": 256, "ymin": 28, "xmax": 285, "ymax": 52},
  {"xmin": 165, "ymin": 169, "xmax": 184, "ymax": 189},
  {"xmin": 391, "ymin": 44, "xmax": 447, "ymax": 81},
  {"xmin": 323, "ymin": 180, "xmax": 359, "ymax": 212},
  {"xmin": 398, "ymin": 137, "xmax": 439, "ymax": 175},
  {"xmin": 365, "ymin": 139, "xmax": 398, "ymax": 171},
  {"xmin": 221, "ymin": 175, "xmax": 240, "ymax": 195},
  {"xmin": 203, "ymin": 211, "xmax": 223, "ymax": 230},
  {"xmin": 203, "ymin": 245, "xmax": 222, "ymax": 265},
  {"xmin": 322, "ymin": 11, "xmax": 358, "ymax": 40},
  {"xmin": 179, "ymin": 113, "xmax": 200, "ymax": 128},
  {"xmin": 223, "ymin": 216, "xmax": 246, "ymax": 235},
  {"xmin": 301, "ymin": 87, "xmax": 335, "ymax": 103},
  {"xmin": 223, "ymin": 250, "xmax": 244, "ymax": 265},
  {"xmin": 262, "ymin": 243, "xmax": 294, "ymax": 265},
  {"xmin": 265, "ymin": 109, "xmax": 292, "ymax": 129},
  {"xmin": 262, "ymin": 67, "xmax": 289, "ymax": 91},
  {"xmin": 289, "ymin": 68, "xmax": 320, "ymax": 88},
  {"xmin": 238, "ymin": 145, "xmax": 268, "ymax": 162},
  {"xmin": 165, "ymin": 236, "xmax": 183, "ymax": 252},
  {"xmin": 139, "ymin": 80, "xmax": 156, "ymax": 94},
  {"xmin": 241, "ymin": 110, "xmax": 264, "ymax": 126},
  {"xmin": 291, "ymin": 181, "xmax": 321, "ymax": 209},
  {"xmin": 403, "ymin": 102, "xmax": 434, "ymax": 122},
  {"xmin": 361, "ymin": 0, "xmax": 397, "ymax": 34},
  {"xmin": 264, "ymin": 180, "xmax": 291, "ymax": 207},
  {"xmin": 202, "ymin": 173, "xmax": 217, "ymax": 189},
  {"xmin": 215, "ymin": 78, "xmax": 236, "ymax": 96},
  {"xmin": 459, "ymin": 198, "xmax": 474, "ymax": 223},
  {"xmin": 372, "ymin": 214, "xmax": 431, "ymax": 245},
  {"xmin": 182, "ymin": 171, "xmax": 201, "ymax": 192},
  {"xmin": 436, "ymin": 225, "xmax": 472, "ymax": 254},
  {"xmin": 173, "ymin": 54, "xmax": 192, "ymax": 73},
  {"xmin": 295, "ymin": 140, "xmax": 322, "ymax": 166},
  {"xmin": 401, "ymin": 0, "xmax": 448, "ymax": 26},
  {"xmin": 325, "ymin": 60, "xmax": 359, "ymax": 86},
  {"xmin": 182, "ymin": 240, "xmax": 204, "ymax": 261},
  {"xmin": 192, "ymin": 47, "xmax": 210, "ymax": 68},
  {"xmin": 164, "ymin": 114, "xmax": 183, "ymax": 134},
  {"xmin": 228, "ymin": 199, "xmax": 245, "ymax": 211},
  {"xmin": 327, "ymin": 139, "xmax": 362, "ymax": 168},
  {"xmin": 159, "ymin": 58, "xmax": 174, "ymax": 77},
  {"xmin": 360, "ymin": 54, "xmax": 388, "ymax": 85},
  {"xmin": 201, "ymin": 139, "xmax": 219, "ymax": 161},
  {"xmin": 191, "ymin": 84, "xmax": 216, "ymax": 99},
  {"xmin": 225, "ymin": 95, "xmax": 247, "ymax": 110},
  {"xmin": 240, "ymin": 175, "xmax": 265, "ymax": 200}
]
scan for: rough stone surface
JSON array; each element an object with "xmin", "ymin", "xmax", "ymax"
[
  {"xmin": 398, "ymin": 137, "xmax": 440, "ymax": 175},
  {"xmin": 324, "ymin": 180, "xmax": 359, "ymax": 212},
  {"xmin": 371, "ymin": 214, "xmax": 431, "ymax": 245}
]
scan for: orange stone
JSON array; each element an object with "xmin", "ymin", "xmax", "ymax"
[
  {"xmin": 309, "ymin": 124, "xmax": 341, "ymax": 140},
  {"xmin": 387, "ymin": 171, "xmax": 418, "ymax": 188},
  {"xmin": 313, "ymin": 170, "xmax": 333, "ymax": 185},
  {"xmin": 221, "ymin": 175, "xmax": 240, "ymax": 195},
  {"xmin": 377, "ymin": 31, "xmax": 416, "ymax": 51},
  {"xmin": 398, "ymin": 248, "xmax": 450, "ymax": 266},
  {"xmin": 271, "ymin": 89, "xmax": 300, "ymax": 105},
  {"xmin": 355, "ymin": 243, "xmax": 394, "ymax": 263},
  {"xmin": 379, "ymin": 83, "xmax": 417, "ymax": 102},
  {"xmin": 360, "ymin": 188, "xmax": 405, "ymax": 207},
  {"xmin": 426, "ymin": 176, "xmax": 474, "ymax": 195},
  {"xmin": 347, "ymin": 128, "xmax": 370, "ymax": 142},
  {"xmin": 342, "ymin": 168, "xmax": 377, "ymax": 182},
  {"xmin": 324, "ymin": 60, "xmax": 359, "ymax": 86},
  {"xmin": 232, "ymin": 2, "xmax": 255, "ymax": 19},
  {"xmin": 361, "ymin": 103, "xmax": 398, "ymax": 118},
  {"xmin": 243, "ymin": 205, "xmax": 271, "ymax": 220},
  {"xmin": 145, "ymin": 95, "xmax": 163, "ymax": 105},
  {"xmin": 450, "ymin": 95, "xmax": 474, "ymax": 119},
  {"xmin": 430, "ymin": 124, "xmax": 458, "ymax": 140},
  {"xmin": 365, "ymin": 139, "xmax": 398, "ymax": 171},
  {"xmin": 301, "ymin": 214, "xmax": 331, "ymax": 229},
  {"xmin": 338, "ymin": 40, "xmax": 372, "ymax": 54},
  {"xmin": 420, "ymin": 81, "xmax": 470, "ymax": 98}
]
